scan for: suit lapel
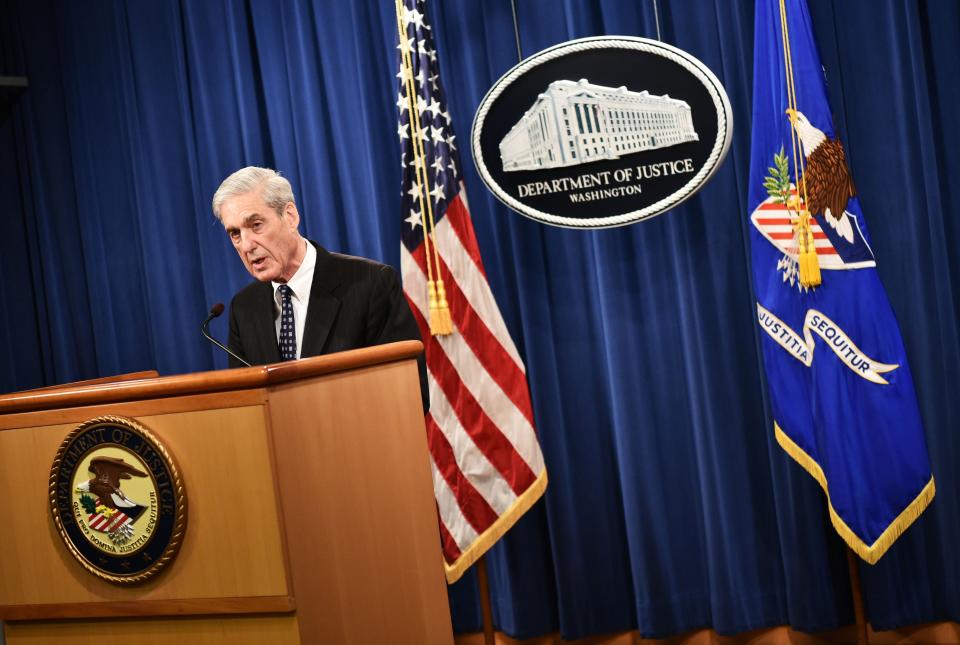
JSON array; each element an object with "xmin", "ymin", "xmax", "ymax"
[
  {"xmin": 301, "ymin": 242, "xmax": 342, "ymax": 357},
  {"xmin": 252, "ymin": 281, "xmax": 282, "ymax": 364}
]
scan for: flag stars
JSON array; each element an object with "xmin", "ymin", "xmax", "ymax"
[
  {"xmin": 397, "ymin": 122, "xmax": 410, "ymax": 141},
  {"xmin": 431, "ymin": 156, "xmax": 446, "ymax": 175},
  {"xmin": 429, "ymin": 73, "xmax": 440, "ymax": 92},
  {"xmin": 402, "ymin": 6, "xmax": 425, "ymax": 30},
  {"xmin": 396, "ymin": 92, "xmax": 409, "ymax": 114},
  {"xmin": 431, "ymin": 125, "xmax": 446, "ymax": 144},
  {"xmin": 430, "ymin": 182, "xmax": 446, "ymax": 203},
  {"xmin": 445, "ymin": 133, "xmax": 457, "ymax": 151},
  {"xmin": 407, "ymin": 181, "xmax": 423, "ymax": 200},
  {"xmin": 406, "ymin": 209, "xmax": 422, "ymax": 230},
  {"xmin": 426, "ymin": 98, "xmax": 442, "ymax": 118}
]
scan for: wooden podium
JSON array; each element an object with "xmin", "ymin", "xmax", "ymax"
[{"xmin": 0, "ymin": 341, "xmax": 453, "ymax": 644}]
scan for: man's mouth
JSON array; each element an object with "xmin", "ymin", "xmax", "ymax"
[{"xmin": 250, "ymin": 257, "xmax": 267, "ymax": 269}]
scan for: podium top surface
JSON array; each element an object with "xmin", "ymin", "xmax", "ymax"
[{"xmin": 0, "ymin": 340, "xmax": 423, "ymax": 415}]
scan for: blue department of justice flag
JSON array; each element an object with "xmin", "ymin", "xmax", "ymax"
[{"xmin": 748, "ymin": 0, "xmax": 934, "ymax": 563}]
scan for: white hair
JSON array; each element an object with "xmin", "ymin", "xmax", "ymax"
[{"xmin": 211, "ymin": 166, "xmax": 295, "ymax": 220}]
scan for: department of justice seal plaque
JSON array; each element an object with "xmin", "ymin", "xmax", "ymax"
[
  {"xmin": 49, "ymin": 416, "xmax": 187, "ymax": 584},
  {"xmin": 471, "ymin": 36, "xmax": 733, "ymax": 228}
]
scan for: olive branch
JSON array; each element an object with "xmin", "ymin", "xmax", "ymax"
[
  {"xmin": 763, "ymin": 146, "xmax": 791, "ymax": 205},
  {"xmin": 79, "ymin": 493, "xmax": 97, "ymax": 514}
]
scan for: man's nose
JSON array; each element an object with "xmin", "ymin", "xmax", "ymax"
[{"xmin": 239, "ymin": 230, "xmax": 256, "ymax": 253}]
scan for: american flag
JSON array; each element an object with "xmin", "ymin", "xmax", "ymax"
[{"xmin": 395, "ymin": 0, "xmax": 547, "ymax": 583}]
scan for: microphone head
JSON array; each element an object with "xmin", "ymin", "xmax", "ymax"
[{"xmin": 209, "ymin": 303, "xmax": 225, "ymax": 317}]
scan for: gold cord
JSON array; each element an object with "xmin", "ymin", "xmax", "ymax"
[
  {"xmin": 778, "ymin": 0, "xmax": 821, "ymax": 287},
  {"xmin": 394, "ymin": 0, "xmax": 453, "ymax": 332}
]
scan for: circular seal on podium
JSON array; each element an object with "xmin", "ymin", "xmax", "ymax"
[{"xmin": 49, "ymin": 415, "xmax": 187, "ymax": 584}]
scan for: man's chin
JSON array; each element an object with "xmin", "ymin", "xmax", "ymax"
[{"xmin": 247, "ymin": 263, "xmax": 278, "ymax": 282}]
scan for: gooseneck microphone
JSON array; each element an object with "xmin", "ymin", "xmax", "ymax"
[{"xmin": 201, "ymin": 303, "xmax": 251, "ymax": 367}]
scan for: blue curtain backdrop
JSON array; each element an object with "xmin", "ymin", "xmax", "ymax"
[{"xmin": 1, "ymin": 0, "xmax": 957, "ymax": 639}]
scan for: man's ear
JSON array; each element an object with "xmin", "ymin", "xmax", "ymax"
[{"xmin": 283, "ymin": 202, "xmax": 301, "ymax": 230}]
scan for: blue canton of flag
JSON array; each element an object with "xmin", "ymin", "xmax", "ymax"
[
  {"xmin": 397, "ymin": 2, "xmax": 460, "ymax": 255},
  {"xmin": 749, "ymin": 0, "xmax": 934, "ymax": 563}
]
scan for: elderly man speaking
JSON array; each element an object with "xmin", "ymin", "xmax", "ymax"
[{"xmin": 212, "ymin": 166, "xmax": 428, "ymax": 410}]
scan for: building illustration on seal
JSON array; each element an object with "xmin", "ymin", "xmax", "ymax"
[{"xmin": 499, "ymin": 79, "xmax": 699, "ymax": 172}]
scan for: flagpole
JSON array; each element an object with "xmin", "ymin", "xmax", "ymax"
[
  {"xmin": 509, "ymin": 0, "xmax": 522, "ymax": 63},
  {"xmin": 846, "ymin": 548, "xmax": 869, "ymax": 645},
  {"xmin": 475, "ymin": 555, "xmax": 496, "ymax": 645}
]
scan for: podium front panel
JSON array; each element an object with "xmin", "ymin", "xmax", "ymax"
[{"xmin": 0, "ymin": 397, "xmax": 292, "ymax": 611}]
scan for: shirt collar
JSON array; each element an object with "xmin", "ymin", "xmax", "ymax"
[{"xmin": 272, "ymin": 240, "xmax": 316, "ymax": 305}]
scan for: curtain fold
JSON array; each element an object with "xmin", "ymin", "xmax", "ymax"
[{"xmin": 1, "ymin": 0, "xmax": 957, "ymax": 639}]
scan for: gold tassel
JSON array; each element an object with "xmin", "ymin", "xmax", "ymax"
[
  {"xmin": 796, "ymin": 211, "xmax": 821, "ymax": 288},
  {"xmin": 427, "ymin": 280, "xmax": 441, "ymax": 333},
  {"xmin": 432, "ymin": 279, "xmax": 454, "ymax": 336}
]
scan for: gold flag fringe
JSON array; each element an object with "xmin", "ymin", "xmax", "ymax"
[
  {"xmin": 775, "ymin": 422, "xmax": 935, "ymax": 564},
  {"xmin": 443, "ymin": 470, "xmax": 548, "ymax": 584}
]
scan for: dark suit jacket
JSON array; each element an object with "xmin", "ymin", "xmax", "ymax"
[{"xmin": 227, "ymin": 241, "xmax": 429, "ymax": 411}]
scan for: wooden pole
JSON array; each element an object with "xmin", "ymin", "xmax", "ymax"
[
  {"xmin": 846, "ymin": 548, "xmax": 869, "ymax": 645},
  {"xmin": 475, "ymin": 555, "xmax": 496, "ymax": 645}
]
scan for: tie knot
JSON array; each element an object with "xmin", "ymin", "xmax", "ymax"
[{"xmin": 278, "ymin": 284, "xmax": 293, "ymax": 301}]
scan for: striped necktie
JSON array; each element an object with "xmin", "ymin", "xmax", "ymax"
[{"xmin": 278, "ymin": 284, "xmax": 297, "ymax": 361}]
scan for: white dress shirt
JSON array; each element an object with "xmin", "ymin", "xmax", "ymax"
[{"xmin": 271, "ymin": 240, "xmax": 316, "ymax": 360}]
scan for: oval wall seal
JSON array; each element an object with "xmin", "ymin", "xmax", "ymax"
[
  {"xmin": 471, "ymin": 36, "xmax": 733, "ymax": 228},
  {"xmin": 49, "ymin": 416, "xmax": 187, "ymax": 584}
]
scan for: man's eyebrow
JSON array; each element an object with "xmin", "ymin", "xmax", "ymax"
[{"xmin": 225, "ymin": 213, "xmax": 264, "ymax": 234}]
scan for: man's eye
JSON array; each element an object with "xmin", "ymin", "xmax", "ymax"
[{"xmin": 229, "ymin": 230, "xmax": 240, "ymax": 240}]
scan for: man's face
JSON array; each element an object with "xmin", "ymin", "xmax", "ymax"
[{"xmin": 220, "ymin": 188, "xmax": 304, "ymax": 283}]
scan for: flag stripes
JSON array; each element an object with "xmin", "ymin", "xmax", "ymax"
[
  {"xmin": 425, "ymin": 414, "xmax": 501, "ymax": 527},
  {"xmin": 405, "ymin": 286, "xmax": 538, "ymax": 494},
  {"xmin": 405, "ymin": 224, "xmax": 536, "ymax": 425},
  {"xmin": 397, "ymin": 0, "xmax": 546, "ymax": 582},
  {"xmin": 88, "ymin": 510, "xmax": 131, "ymax": 533},
  {"xmin": 402, "ymin": 222, "xmax": 543, "ymax": 474}
]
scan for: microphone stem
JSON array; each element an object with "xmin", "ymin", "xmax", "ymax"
[{"xmin": 201, "ymin": 315, "xmax": 251, "ymax": 367}]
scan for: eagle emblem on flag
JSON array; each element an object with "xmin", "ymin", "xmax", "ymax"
[{"xmin": 751, "ymin": 108, "xmax": 878, "ymax": 289}]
